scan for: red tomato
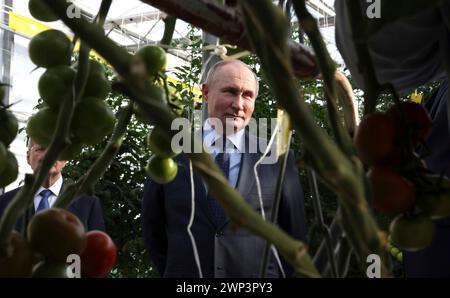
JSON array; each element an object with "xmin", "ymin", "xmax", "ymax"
[
  {"xmin": 368, "ymin": 166, "xmax": 416, "ymax": 214},
  {"xmin": 81, "ymin": 230, "xmax": 117, "ymax": 278},
  {"xmin": 388, "ymin": 102, "xmax": 432, "ymax": 144},
  {"xmin": 354, "ymin": 113, "xmax": 400, "ymax": 165}
]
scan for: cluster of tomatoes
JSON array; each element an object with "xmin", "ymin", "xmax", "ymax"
[
  {"xmin": 2, "ymin": 0, "xmax": 117, "ymax": 278},
  {"xmin": 146, "ymin": 126, "xmax": 181, "ymax": 184},
  {"xmin": 129, "ymin": 44, "xmax": 183, "ymax": 184},
  {"xmin": 0, "ymin": 86, "xmax": 19, "ymax": 188},
  {"xmin": 25, "ymin": 26, "xmax": 115, "ymax": 160},
  {"xmin": 355, "ymin": 101, "xmax": 450, "ymax": 252},
  {"xmin": 0, "ymin": 208, "xmax": 116, "ymax": 278}
]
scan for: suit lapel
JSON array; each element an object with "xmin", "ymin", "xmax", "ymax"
[
  {"xmin": 194, "ymin": 171, "xmax": 218, "ymax": 228},
  {"xmin": 236, "ymin": 131, "xmax": 260, "ymax": 200},
  {"xmin": 54, "ymin": 179, "xmax": 72, "ymax": 206}
]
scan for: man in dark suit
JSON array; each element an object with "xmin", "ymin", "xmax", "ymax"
[
  {"xmin": 0, "ymin": 139, "xmax": 105, "ymax": 233},
  {"xmin": 335, "ymin": 0, "xmax": 450, "ymax": 277},
  {"xmin": 142, "ymin": 60, "xmax": 307, "ymax": 278}
]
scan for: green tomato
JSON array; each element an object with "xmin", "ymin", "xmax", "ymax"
[
  {"xmin": 26, "ymin": 107, "xmax": 58, "ymax": 148},
  {"xmin": 390, "ymin": 247, "xmax": 400, "ymax": 257},
  {"xmin": 29, "ymin": 30, "xmax": 72, "ymax": 68},
  {"xmin": 0, "ymin": 151, "xmax": 19, "ymax": 188},
  {"xmin": 38, "ymin": 65, "xmax": 76, "ymax": 109},
  {"xmin": 82, "ymin": 60, "xmax": 111, "ymax": 100},
  {"xmin": 59, "ymin": 140, "xmax": 84, "ymax": 161},
  {"xmin": 147, "ymin": 127, "xmax": 180, "ymax": 158},
  {"xmin": 134, "ymin": 84, "xmax": 166, "ymax": 124},
  {"xmin": 28, "ymin": 0, "xmax": 58, "ymax": 22},
  {"xmin": 417, "ymin": 191, "xmax": 450, "ymax": 220},
  {"xmin": 32, "ymin": 261, "xmax": 68, "ymax": 278},
  {"xmin": 136, "ymin": 45, "xmax": 167, "ymax": 77},
  {"xmin": 0, "ymin": 142, "xmax": 7, "ymax": 173},
  {"xmin": 0, "ymin": 84, "xmax": 5, "ymax": 101},
  {"xmin": 390, "ymin": 214, "xmax": 435, "ymax": 252},
  {"xmin": 71, "ymin": 98, "xmax": 116, "ymax": 145},
  {"xmin": 145, "ymin": 155, "xmax": 178, "ymax": 184},
  {"xmin": 0, "ymin": 107, "xmax": 19, "ymax": 146}
]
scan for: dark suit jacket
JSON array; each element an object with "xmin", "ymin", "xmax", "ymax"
[
  {"xmin": 403, "ymin": 79, "xmax": 450, "ymax": 278},
  {"xmin": 142, "ymin": 131, "xmax": 307, "ymax": 278},
  {"xmin": 0, "ymin": 184, "xmax": 105, "ymax": 233}
]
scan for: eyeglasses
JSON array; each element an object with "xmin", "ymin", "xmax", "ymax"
[{"xmin": 29, "ymin": 145, "xmax": 46, "ymax": 153}]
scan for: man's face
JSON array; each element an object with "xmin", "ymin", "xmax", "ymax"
[
  {"xmin": 203, "ymin": 62, "xmax": 257, "ymax": 133},
  {"xmin": 27, "ymin": 141, "xmax": 67, "ymax": 177}
]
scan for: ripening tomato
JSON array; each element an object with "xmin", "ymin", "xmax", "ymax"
[
  {"xmin": 28, "ymin": 208, "xmax": 87, "ymax": 262},
  {"xmin": 81, "ymin": 230, "xmax": 117, "ymax": 278},
  {"xmin": 388, "ymin": 102, "xmax": 432, "ymax": 144},
  {"xmin": 390, "ymin": 214, "xmax": 435, "ymax": 251},
  {"xmin": 368, "ymin": 166, "xmax": 416, "ymax": 214},
  {"xmin": 354, "ymin": 113, "xmax": 400, "ymax": 166}
]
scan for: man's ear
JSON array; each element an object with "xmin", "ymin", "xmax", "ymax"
[{"xmin": 202, "ymin": 83, "xmax": 209, "ymax": 103}]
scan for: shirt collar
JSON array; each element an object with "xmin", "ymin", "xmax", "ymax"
[
  {"xmin": 36, "ymin": 175, "xmax": 63, "ymax": 197},
  {"xmin": 203, "ymin": 119, "xmax": 245, "ymax": 153}
]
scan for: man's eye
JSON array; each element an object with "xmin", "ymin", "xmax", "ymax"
[{"xmin": 243, "ymin": 93, "xmax": 254, "ymax": 99}]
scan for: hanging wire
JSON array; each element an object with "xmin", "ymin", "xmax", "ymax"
[
  {"xmin": 187, "ymin": 159, "xmax": 204, "ymax": 278},
  {"xmin": 254, "ymin": 122, "xmax": 287, "ymax": 278},
  {"xmin": 259, "ymin": 158, "xmax": 292, "ymax": 277}
]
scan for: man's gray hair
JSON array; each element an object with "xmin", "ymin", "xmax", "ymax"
[{"xmin": 202, "ymin": 60, "xmax": 259, "ymax": 97}]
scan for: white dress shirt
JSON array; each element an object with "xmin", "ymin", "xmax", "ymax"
[{"xmin": 33, "ymin": 175, "xmax": 63, "ymax": 212}]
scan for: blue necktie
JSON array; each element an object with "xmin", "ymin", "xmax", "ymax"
[
  {"xmin": 36, "ymin": 189, "xmax": 52, "ymax": 213},
  {"xmin": 207, "ymin": 152, "xmax": 229, "ymax": 228}
]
